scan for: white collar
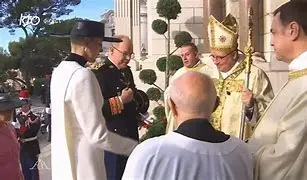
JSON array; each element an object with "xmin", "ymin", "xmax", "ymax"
[
  {"xmin": 220, "ymin": 61, "xmax": 240, "ymax": 79},
  {"xmin": 221, "ymin": 54, "xmax": 245, "ymax": 79},
  {"xmin": 22, "ymin": 110, "xmax": 31, "ymax": 116},
  {"xmin": 108, "ymin": 57, "xmax": 120, "ymax": 69},
  {"xmin": 220, "ymin": 54, "xmax": 244, "ymax": 79},
  {"xmin": 288, "ymin": 51, "xmax": 307, "ymax": 71},
  {"xmin": 185, "ymin": 60, "xmax": 201, "ymax": 69}
]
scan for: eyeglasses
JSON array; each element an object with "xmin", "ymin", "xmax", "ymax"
[
  {"xmin": 112, "ymin": 46, "xmax": 135, "ymax": 60},
  {"xmin": 209, "ymin": 50, "xmax": 236, "ymax": 61}
]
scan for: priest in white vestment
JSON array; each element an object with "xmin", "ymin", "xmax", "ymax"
[
  {"xmin": 51, "ymin": 20, "xmax": 137, "ymax": 180},
  {"xmin": 123, "ymin": 72, "xmax": 252, "ymax": 180},
  {"xmin": 248, "ymin": 2, "xmax": 307, "ymax": 180},
  {"xmin": 165, "ymin": 43, "xmax": 217, "ymax": 133}
]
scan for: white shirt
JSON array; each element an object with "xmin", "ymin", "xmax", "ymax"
[
  {"xmin": 288, "ymin": 51, "xmax": 307, "ymax": 71},
  {"xmin": 220, "ymin": 60, "xmax": 241, "ymax": 79},
  {"xmin": 123, "ymin": 132, "xmax": 253, "ymax": 180}
]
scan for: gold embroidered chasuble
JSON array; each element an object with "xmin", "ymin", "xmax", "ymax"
[{"xmin": 211, "ymin": 60, "xmax": 274, "ymax": 139}]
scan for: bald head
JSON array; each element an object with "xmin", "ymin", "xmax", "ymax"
[
  {"xmin": 109, "ymin": 35, "xmax": 134, "ymax": 69},
  {"xmin": 111, "ymin": 35, "xmax": 132, "ymax": 47},
  {"xmin": 169, "ymin": 72, "xmax": 217, "ymax": 120}
]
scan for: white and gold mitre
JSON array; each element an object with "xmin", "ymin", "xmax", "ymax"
[{"xmin": 208, "ymin": 14, "xmax": 238, "ymax": 53}]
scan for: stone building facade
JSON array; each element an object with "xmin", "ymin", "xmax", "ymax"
[
  {"xmin": 114, "ymin": 0, "xmax": 292, "ymax": 94},
  {"xmin": 101, "ymin": 9, "xmax": 116, "ymax": 56}
]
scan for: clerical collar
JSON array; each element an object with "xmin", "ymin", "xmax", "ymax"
[
  {"xmin": 65, "ymin": 53, "xmax": 87, "ymax": 67},
  {"xmin": 186, "ymin": 60, "xmax": 201, "ymax": 69},
  {"xmin": 289, "ymin": 51, "xmax": 307, "ymax": 72},
  {"xmin": 220, "ymin": 54, "xmax": 244, "ymax": 79},
  {"xmin": 175, "ymin": 118, "xmax": 230, "ymax": 143}
]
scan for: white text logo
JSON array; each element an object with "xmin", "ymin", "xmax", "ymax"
[
  {"xmin": 30, "ymin": 158, "xmax": 50, "ymax": 170},
  {"xmin": 19, "ymin": 14, "xmax": 40, "ymax": 26}
]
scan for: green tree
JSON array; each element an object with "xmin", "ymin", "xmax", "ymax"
[
  {"xmin": 139, "ymin": 0, "xmax": 192, "ymax": 141},
  {"xmin": 0, "ymin": 0, "xmax": 80, "ymax": 88},
  {"xmin": 0, "ymin": 0, "xmax": 80, "ymax": 37},
  {"xmin": 7, "ymin": 18, "xmax": 75, "ymax": 79}
]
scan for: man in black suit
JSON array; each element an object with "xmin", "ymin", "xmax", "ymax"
[{"xmin": 93, "ymin": 35, "xmax": 139, "ymax": 180}]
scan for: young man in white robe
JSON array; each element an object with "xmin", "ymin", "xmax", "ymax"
[
  {"xmin": 123, "ymin": 72, "xmax": 252, "ymax": 180},
  {"xmin": 248, "ymin": 2, "xmax": 307, "ymax": 180},
  {"xmin": 50, "ymin": 20, "xmax": 137, "ymax": 180}
]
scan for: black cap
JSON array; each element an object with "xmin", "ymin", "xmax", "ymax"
[
  {"xmin": 134, "ymin": 90, "xmax": 150, "ymax": 114},
  {"xmin": 0, "ymin": 93, "xmax": 26, "ymax": 111},
  {"xmin": 51, "ymin": 20, "xmax": 122, "ymax": 42}
]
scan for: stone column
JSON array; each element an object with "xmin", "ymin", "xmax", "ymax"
[
  {"xmin": 140, "ymin": 1, "xmax": 148, "ymax": 56},
  {"xmin": 203, "ymin": 0, "xmax": 225, "ymax": 53},
  {"xmin": 131, "ymin": 0, "xmax": 141, "ymax": 70},
  {"xmin": 131, "ymin": 0, "xmax": 141, "ymax": 57},
  {"xmin": 239, "ymin": 0, "xmax": 263, "ymax": 52},
  {"xmin": 114, "ymin": 0, "xmax": 132, "ymax": 36}
]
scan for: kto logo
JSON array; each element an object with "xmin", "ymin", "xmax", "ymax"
[{"xmin": 19, "ymin": 14, "xmax": 40, "ymax": 26}]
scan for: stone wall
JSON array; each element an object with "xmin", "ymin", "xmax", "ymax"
[{"xmin": 147, "ymin": 0, "xmax": 205, "ymax": 57}]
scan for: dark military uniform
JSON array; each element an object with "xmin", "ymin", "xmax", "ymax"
[
  {"xmin": 93, "ymin": 59, "xmax": 139, "ymax": 180},
  {"xmin": 16, "ymin": 111, "xmax": 41, "ymax": 180},
  {"xmin": 93, "ymin": 59, "xmax": 139, "ymax": 140}
]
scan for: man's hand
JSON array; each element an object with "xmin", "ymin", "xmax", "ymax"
[
  {"xmin": 242, "ymin": 88, "xmax": 254, "ymax": 108},
  {"xmin": 120, "ymin": 88, "xmax": 134, "ymax": 104}
]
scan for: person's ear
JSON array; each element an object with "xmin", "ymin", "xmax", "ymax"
[
  {"xmin": 109, "ymin": 46, "xmax": 114, "ymax": 55},
  {"xmin": 168, "ymin": 98, "xmax": 177, "ymax": 117},
  {"xmin": 288, "ymin": 21, "xmax": 300, "ymax": 41},
  {"xmin": 195, "ymin": 52, "xmax": 199, "ymax": 59}
]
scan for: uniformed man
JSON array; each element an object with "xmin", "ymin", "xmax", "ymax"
[
  {"xmin": 207, "ymin": 14, "xmax": 274, "ymax": 140},
  {"xmin": 16, "ymin": 100, "xmax": 41, "ymax": 180},
  {"xmin": 93, "ymin": 35, "xmax": 141, "ymax": 180}
]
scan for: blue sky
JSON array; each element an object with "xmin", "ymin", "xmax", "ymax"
[{"xmin": 0, "ymin": 0, "xmax": 114, "ymax": 51}]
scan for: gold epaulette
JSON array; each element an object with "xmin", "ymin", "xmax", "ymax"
[{"xmin": 88, "ymin": 61, "xmax": 105, "ymax": 70}]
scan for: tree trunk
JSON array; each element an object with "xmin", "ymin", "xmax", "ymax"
[{"xmin": 165, "ymin": 19, "xmax": 171, "ymax": 89}]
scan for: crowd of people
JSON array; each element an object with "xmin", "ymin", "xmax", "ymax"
[{"xmin": 0, "ymin": 1, "xmax": 306, "ymax": 180}]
